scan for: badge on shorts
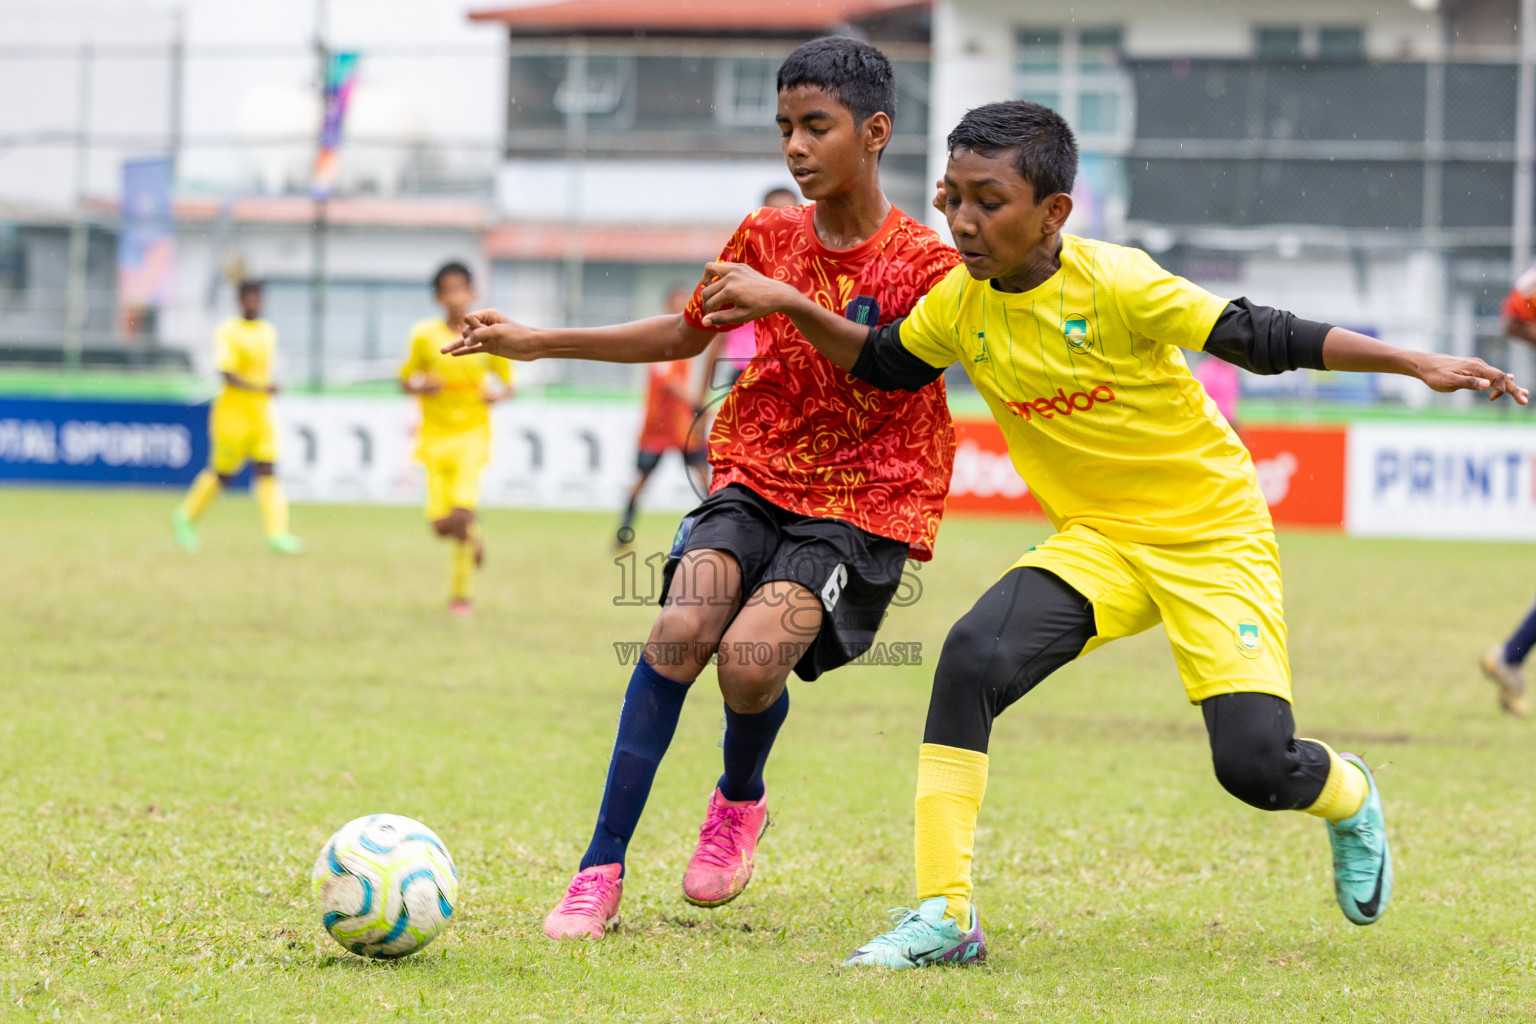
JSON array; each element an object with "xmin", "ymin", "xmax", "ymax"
[{"xmin": 1234, "ymin": 619, "xmax": 1263, "ymax": 659}]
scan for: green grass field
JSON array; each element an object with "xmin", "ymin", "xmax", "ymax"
[{"xmin": 4, "ymin": 487, "xmax": 1534, "ymax": 1022}]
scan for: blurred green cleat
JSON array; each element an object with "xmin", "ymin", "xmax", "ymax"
[
  {"xmin": 267, "ymin": 532, "xmax": 305, "ymax": 555},
  {"xmin": 171, "ymin": 508, "xmax": 200, "ymax": 553},
  {"xmin": 1327, "ymin": 754, "xmax": 1392, "ymax": 926}
]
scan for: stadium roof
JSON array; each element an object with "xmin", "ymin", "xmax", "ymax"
[{"xmin": 466, "ymin": 0, "xmax": 929, "ymax": 34}]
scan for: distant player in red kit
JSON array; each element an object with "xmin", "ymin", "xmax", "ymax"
[
  {"xmin": 1479, "ymin": 264, "xmax": 1536, "ymax": 714},
  {"xmin": 617, "ymin": 286, "xmax": 710, "ymax": 547}
]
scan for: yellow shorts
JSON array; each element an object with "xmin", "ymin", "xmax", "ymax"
[
  {"xmin": 1012, "ymin": 525, "xmax": 1291, "ymax": 704},
  {"xmin": 419, "ymin": 432, "xmax": 489, "ymax": 521},
  {"xmin": 209, "ymin": 406, "xmax": 278, "ymax": 476}
]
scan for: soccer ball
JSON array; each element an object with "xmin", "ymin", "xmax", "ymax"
[{"xmin": 311, "ymin": 813, "xmax": 459, "ymax": 959}]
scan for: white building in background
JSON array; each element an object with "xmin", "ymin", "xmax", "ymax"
[
  {"xmin": 467, "ymin": 0, "xmax": 935, "ymax": 389},
  {"xmin": 928, "ymin": 0, "xmax": 1525, "ymax": 402}
]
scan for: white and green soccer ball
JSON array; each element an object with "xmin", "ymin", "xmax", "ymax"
[{"xmin": 311, "ymin": 814, "xmax": 459, "ymax": 959}]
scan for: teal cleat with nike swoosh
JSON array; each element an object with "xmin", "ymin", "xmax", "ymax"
[
  {"xmin": 1327, "ymin": 753, "xmax": 1392, "ymax": 926},
  {"xmin": 843, "ymin": 897, "xmax": 987, "ymax": 969}
]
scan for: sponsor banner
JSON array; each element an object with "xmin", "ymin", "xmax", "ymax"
[
  {"xmin": 1346, "ymin": 422, "xmax": 1536, "ymax": 540},
  {"xmin": 1243, "ymin": 425, "xmax": 1346, "ymax": 527},
  {"xmin": 946, "ymin": 418, "xmax": 1043, "ymax": 515},
  {"xmin": 0, "ymin": 396, "xmax": 206, "ymax": 485},
  {"xmin": 276, "ymin": 395, "xmax": 700, "ymax": 512}
]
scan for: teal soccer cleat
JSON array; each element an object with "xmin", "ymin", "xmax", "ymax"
[
  {"xmin": 1327, "ymin": 753, "xmax": 1392, "ymax": 926},
  {"xmin": 843, "ymin": 896, "xmax": 987, "ymax": 969}
]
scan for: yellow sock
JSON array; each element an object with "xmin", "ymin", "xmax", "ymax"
[
  {"xmin": 179, "ymin": 469, "xmax": 222, "ymax": 521},
  {"xmin": 449, "ymin": 524, "xmax": 479, "ymax": 602},
  {"xmin": 254, "ymin": 475, "xmax": 289, "ymax": 536},
  {"xmin": 1302, "ymin": 740, "xmax": 1369, "ymax": 822},
  {"xmin": 914, "ymin": 743, "xmax": 989, "ymax": 925}
]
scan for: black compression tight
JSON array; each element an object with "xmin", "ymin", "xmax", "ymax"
[{"xmin": 922, "ymin": 567, "xmax": 1331, "ymax": 811}]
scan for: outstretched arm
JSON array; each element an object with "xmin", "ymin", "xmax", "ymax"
[
  {"xmin": 442, "ymin": 309, "xmax": 714, "ymax": 364},
  {"xmin": 699, "ymin": 261, "xmax": 947, "ymax": 392},
  {"xmin": 699, "ymin": 261, "xmax": 868, "ymax": 370},
  {"xmin": 1203, "ymin": 299, "xmax": 1527, "ymax": 404},
  {"xmin": 1322, "ymin": 328, "xmax": 1527, "ymax": 403}
]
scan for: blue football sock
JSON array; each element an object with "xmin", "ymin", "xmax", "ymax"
[
  {"xmin": 1505, "ymin": 598, "xmax": 1536, "ymax": 665},
  {"xmin": 580, "ymin": 659, "xmax": 692, "ymax": 872},
  {"xmin": 718, "ymin": 688, "xmax": 789, "ymax": 803}
]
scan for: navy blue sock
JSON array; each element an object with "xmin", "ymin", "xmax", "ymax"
[
  {"xmin": 580, "ymin": 659, "xmax": 691, "ymax": 872},
  {"xmin": 1506, "ymin": 598, "xmax": 1536, "ymax": 665},
  {"xmin": 718, "ymin": 688, "xmax": 789, "ymax": 803}
]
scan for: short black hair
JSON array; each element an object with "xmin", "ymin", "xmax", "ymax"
[
  {"xmin": 946, "ymin": 101, "xmax": 1078, "ymax": 201},
  {"xmin": 433, "ymin": 261, "xmax": 472, "ymax": 292},
  {"xmin": 776, "ymin": 36, "xmax": 895, "ymax": 131},
  {"xmin": 763, "ymin": 187, "xmax": 797, "ymax": 205},
  {"xmin": 237, "ymin": 279, "xmax": 262, "ymax": 297}
]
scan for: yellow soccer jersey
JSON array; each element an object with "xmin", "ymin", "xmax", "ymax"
[
  {"xmin": 898, "ymin": 235, "xmax": 1268, "ymax": 543},
  {"xmin": 212, "ymin": 316, "xmax": 277, "ymax": 415},
  {"xmin": 400, "ymin": 319, "xmax": 513, "ymax": 439}
]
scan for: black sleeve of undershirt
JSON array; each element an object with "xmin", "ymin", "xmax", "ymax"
[
  {"xmin": 1202, "ymin": 298, "xmax": 1333, "ymax": 375},
  {"xmin": 848, "ymin": 317, "xmax": 948, "ymax": 392}
]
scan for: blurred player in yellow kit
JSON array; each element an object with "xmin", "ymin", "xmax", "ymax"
[
  {"xmin": 171, "ymin": 280, "xmax": 304, "ymax": 554},
  {"xmin": 400, "ymin": 261, "xmax": 513, "ymax": 616}
]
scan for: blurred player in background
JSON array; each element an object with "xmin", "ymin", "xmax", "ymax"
[
  {"xmin": 616, "ymin": 286, "xmax": 710, "ymax": 548},
  {"xmin": 400, "ymin": 262, "xmax": 513, "ymax": 617},
  {"xmin": 700, "ymin": 187, "xmax": 799, "ymax": 395},
  {"xmin": 171, "ymin": 280, "xmax": 303, "ymax": 555},
  {"xmin": 704, "ymin": 99, "xmax": 1529, "ymax": 968},
  {"xmin": 446, "ymin": 37, "xmax": 960, "ymax": 941},
  {"xmin": 1194, "ymin": 352, "xmax": 1242, "ymax": 434},
  {"xmin": 1480, "ymin": 267, "xmax": 1536, "ymax": 714},
  {"xmin": 1501, "ymin": 263, "xmax": 1536, "ymax": 347}
]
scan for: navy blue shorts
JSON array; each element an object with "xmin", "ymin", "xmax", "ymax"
[{"xmin": 660, "ymin": 484, "xmax": 910, "ymax": 681}]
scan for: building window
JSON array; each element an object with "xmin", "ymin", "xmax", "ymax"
[
  {"xmin": 1014, "ymin": 26, "xmax": 1131, "ymax": 151},
  {"xmin": 1318, "ymin": 26, "xmax": 1365, "ymax": 58},
  {"xmin": 1256, "ymin": 27, "xmax": 1304, "ymax": 57},
  {"xmin": 553, "ymin": 55, "xmax": 631, "ymax": 120},
  {"xmin": 1256, "ymin": 25, "xmax": 1363, "ymax": 59},
  {"xmin": 716, "ymin": 58, "xmax": 779, "ymax": 127}
]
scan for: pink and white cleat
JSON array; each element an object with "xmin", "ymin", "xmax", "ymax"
[
  {"xmin": 681, "ymin": 788, "xmax": 769, "ymax": 908},
  {"xmin": 542, "ymin": 863, "xmax": 623, "ymax": 940}
]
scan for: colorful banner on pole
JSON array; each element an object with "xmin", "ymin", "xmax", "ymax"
[
  {"xmin": 116, "ymin": 156, "xmax": 176, "ymax": 338},
  {"xmin": 311, "ymin": 52, "xmax": 359, "ymax": 199}
]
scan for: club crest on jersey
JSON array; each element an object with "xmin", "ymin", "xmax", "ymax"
[
  {"xmin": 1235, "ymin": 619, "xmax": 1263, "ymax": 659},
  {"xmin": 845, "ymin": 295, "xmax": 881, "ymax": 326},
  {"xmin": 1063, "ymin": 314, "xmax": 1092, "ymax": 351},
  {"xmin": 973, "ymin": 330, "xmax": 990, "ymax": 363}
]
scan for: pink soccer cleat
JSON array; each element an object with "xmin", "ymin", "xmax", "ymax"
[
  {"xmin": 542, "ymin": 864, "xmax": 623, "ymax": 940},
  {"xmin": 681, "ymin": 788, "xmax": 769, "ymax": 908}
]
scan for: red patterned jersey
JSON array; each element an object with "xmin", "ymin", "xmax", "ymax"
[{"xmin": 683, "ymin": 204, "xmax": 960, "ymax": 560}]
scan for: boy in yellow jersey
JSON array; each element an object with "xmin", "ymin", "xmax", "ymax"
[
  {"xmin": 701, "ymin": 100, "xmax": 1529, "ymax": 967},
  {"xmin": 400, "ymin": 262, "xmax": 513, "ymax": 616},
  {"xmin": 172, "ymin": 280, "xmax": 303, "ymax": 554}
]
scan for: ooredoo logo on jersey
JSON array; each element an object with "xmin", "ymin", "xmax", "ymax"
[{"xmin": 1006, "ymin": 384, "xmax": 1117, "ymax": 422}]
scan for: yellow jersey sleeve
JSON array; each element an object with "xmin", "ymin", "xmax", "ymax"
[
  {"xmin": 489, "ymin": 355, "xmax": 513, "ymax": 386},
  {"xmin": 895, "ymin": 264, "xmax": 968, "ymax": 368},
  {"xmin": 213, "ymin": 322, "xmax": 241, "ymax": 376},
  {"xmin": 1111, "ymin": 248, "xmax": 1229, "ymax": 352},
  {"xmin": 400, "ymin": 326, "xmax": 431, "ymax": 381}
]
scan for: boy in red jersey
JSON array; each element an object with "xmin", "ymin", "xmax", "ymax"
[
  {"xmin": 444, "ymin": 37, "xmax": 959, "ymax": 939},
  {"xmin": 617, "ymin": 286, "xmax": 710, "ymax": 548}
]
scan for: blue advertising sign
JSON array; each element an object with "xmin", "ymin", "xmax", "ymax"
[{"xmin": 0, "ymin": 396, "xmax": 210, "ymax": 486}]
